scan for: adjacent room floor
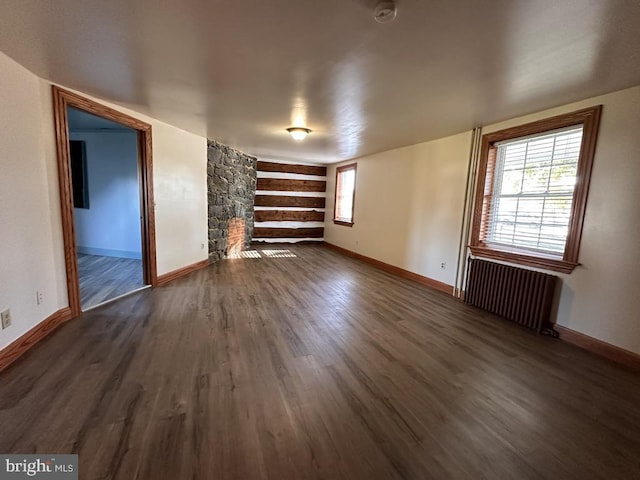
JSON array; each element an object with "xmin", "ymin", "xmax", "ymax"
[
  {"xmin": 77, "ymin": 253, "xmax": 144, "ymax": 309},
  {"xmin": 1, "ymin": 244, "xmax": 639, "ymax": 479}
]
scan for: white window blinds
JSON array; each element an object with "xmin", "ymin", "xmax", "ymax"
[{"xmin": 482, "ymin": 126, "xmax": 584, "ymax": 256}]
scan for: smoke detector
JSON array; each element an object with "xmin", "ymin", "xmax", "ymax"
[{"xmin": 374, "ymin": 1, "xmax": 397, "ymax": 24}]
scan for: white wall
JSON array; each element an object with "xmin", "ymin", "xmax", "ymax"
[
  {"xmin": 0, "ymin": 53, "xmax": 65, "ymax": 350},
  {"xmin": 325, "ymin": 131, "xmax": 472, "ymax": 287},
  {"xmin": 0, "ymin": 50, "xmax": 208, "ymax": 350},
  {"xmin": 326, "ymin": 85, "xmax": 640, "ymax": 355},
  {"xmin": 70, "ymin": 131, "xmax": 142, "ymax": 259},
  {"xmin": 152, "ymin": 122, "xmax": 209, "ymax": 275}
]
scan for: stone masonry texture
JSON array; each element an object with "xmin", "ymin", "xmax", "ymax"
[{"xmin": 207, "ymin": 139, "xmax": 257, "ymax": 262}]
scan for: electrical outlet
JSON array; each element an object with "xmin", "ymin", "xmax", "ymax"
[
  {"xmin": 1, "ymin": 309, "xmax": 11, "ymax": 329},
  {"xmin": 440, "ymin": 262, "xmax": 446, "ymax": 270},
  {"xmin": 36, "ymin": 290, "xmax": 44, "ymax": 305}
]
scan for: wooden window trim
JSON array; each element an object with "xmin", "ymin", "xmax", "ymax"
[
  {"xmin": 333, "ymin": 220, "xmax": 355, "ymax": 227},
  {"xmin": 333, "ymin": 163, "xmax": 357, "ymax": 227},
  {"xmin": 469, "ymin": 105, "xmax": 602, "ymax": 274}
]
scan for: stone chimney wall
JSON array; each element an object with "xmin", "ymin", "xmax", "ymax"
[{"xmin": 207, "ymin": 140, "xmax": 257, "ymax": 262}]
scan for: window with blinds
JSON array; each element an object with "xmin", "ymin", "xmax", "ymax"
[
  {"xmin": 483, "ymin": 126, "xmax": 583, "ymax": 255},
  {"xmin": 334, "ymin": 163, "xmax": 357, "ymax": 226},
  {"xmin": 470, "ymin": 106, "xmax": 602, "ymax": 273}
]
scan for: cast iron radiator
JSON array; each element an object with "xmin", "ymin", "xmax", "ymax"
[{"xmin": 465, "ymin": 258, "xmax": 558, "ymax": 334}]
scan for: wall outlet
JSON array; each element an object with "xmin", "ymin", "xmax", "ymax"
[
  {"xmin": 1, "ymin": 309, "xmax": 11, "ymax": 329},
  {"xmin": 440, "ymin": 262, "xmax": 446, "ymax": 270},
  {"xmin": 36, "ymin": 290, "xmax": 44, "ymax": 305}
]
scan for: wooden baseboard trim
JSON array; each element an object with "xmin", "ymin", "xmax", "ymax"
[
  {"xmin": 0, "ymin": 307, "xmax": 73, "ymax": 372},
  {"xmin": 555, "ymin": 325, "xmax": 640, "ymax": 371},
  {"xmin": 324, "ymin": 242, "xmax": 453, "ymax": 295},
  {"xmin": 157, "ymin": 259, "xmax": 209, "ymax": 286}
]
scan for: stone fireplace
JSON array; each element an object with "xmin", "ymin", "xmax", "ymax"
[{"xmin": 207, "ymin": 139, "xmax": 257, "ymax": 262}]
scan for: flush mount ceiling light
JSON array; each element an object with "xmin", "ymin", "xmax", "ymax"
[
  {"xmin": 374, "ymin": 1, "xmax": 397, "ymax": 23},
  {"xmin": 286, "ymin": 127, "xmax": 311, "ymax": 141}
]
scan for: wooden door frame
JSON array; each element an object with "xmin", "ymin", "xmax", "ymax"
[{"xmin": 52, "ymin": 86, "xmax": 157, "ymax": 317}]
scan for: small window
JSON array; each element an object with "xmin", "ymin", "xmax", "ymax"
[
  {"xmin": 334, "ymin": 163, "xmax": 357, "ymax": 226},
  {"xmin": 470, "ymin": 106, "xmax": 602, "ymax": 273}
]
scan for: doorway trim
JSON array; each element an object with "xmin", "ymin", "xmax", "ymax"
[{"xmin": 52, "ymin": 86, "xmax": 157, "ymax": 317}]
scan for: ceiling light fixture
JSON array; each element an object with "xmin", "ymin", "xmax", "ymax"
[
  {"xmin": 374, "ymin": 1, "xmax": 397, "ymax": 23},
  {"xmin": 286, "ymin": 127, "xmax": 311, "ymax": 141}
]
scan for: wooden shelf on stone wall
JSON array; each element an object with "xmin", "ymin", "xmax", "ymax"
[
  {"xmin": 255, "ymin": 210, "xmax": 325, "ymax": 222},
  {"xmin": 254, "ymin": 195, "xmax": 326, "ymax": 208},
  {"xmin": 253, "ymin": 227, "xmax": 324, "ymax": 238}
]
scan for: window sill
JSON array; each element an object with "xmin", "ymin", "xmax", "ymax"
[
  {"xmin": 469, "ymin": 246, "xmax": 578, "ymax": 274},
  {"xmin": 333, "ymin": 219, "xmax": 354, "ymax": 227}
]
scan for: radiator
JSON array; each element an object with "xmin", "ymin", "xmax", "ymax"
[{"xmin": 464, "ymin": 258, "xmax": 558, "ymax": 334}]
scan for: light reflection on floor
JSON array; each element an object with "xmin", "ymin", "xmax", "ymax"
[
  {"xmin": 262, "ymin": 249, "xmax": 297, "ymax": 258},
  {"xmin": 226, "ymin": 249, "xmax": 297, "ymax": 259}
]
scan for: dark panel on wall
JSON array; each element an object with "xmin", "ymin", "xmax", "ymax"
[
  {"xmin": 69, "ymin": 140, "xmax": 89, "ymax": 209},
  {"xmin": 257, "ymin": 178, "xmax": 326, "ymax": 192},
  {"xmin": 255, "ymin": 210, "xmax": 325, "ymax": 222},
  {"xmin": 253, "ymin": 227, "xmax": 324, "ymax": 238},
  {"xmin": 257, "ymin": 161, "xmax": 327, "ymax": 176},
  {"xmin": 254, "ymin": 195, "xmax": 326, "ymax": 208}
]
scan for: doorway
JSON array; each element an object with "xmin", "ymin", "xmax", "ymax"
[
  {"xmin": 68, "ymin": 107, "xmax": 146, "ymax": 309},
  {"xmin": 52, "ymin": 87, "xmax": 157, "ymax": 317}
]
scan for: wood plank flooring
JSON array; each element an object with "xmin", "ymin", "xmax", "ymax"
[
  {"xmin": 1, "ymin": 244, "xmax": 640, "ymax": 479},
  {"xmin": 78, "ymin": 254, "xmax": 144, "ymax": 310}
]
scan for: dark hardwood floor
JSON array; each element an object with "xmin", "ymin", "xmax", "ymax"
[
  {"xmin": 78, "ymin": 254, "xmax": 145, "ymax": 310},
  {"xmin": 1, "ymin": 244, "xmax": 640, "ymax": 479}
]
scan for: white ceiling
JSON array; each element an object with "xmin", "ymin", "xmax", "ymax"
[{"xmin": 1, "ymin": 0, "xmax": 639, "ymax": 163}]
